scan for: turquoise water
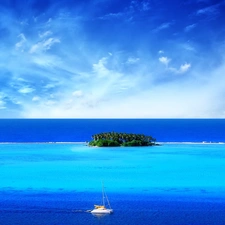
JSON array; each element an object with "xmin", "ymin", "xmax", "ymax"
[
  {"xmin": 1, "ymin": 143, "xmax": 225, "ymax": 224},
  {"xmin": 1, "ymin": 143, "xmax": 225, "ymax": 193}
]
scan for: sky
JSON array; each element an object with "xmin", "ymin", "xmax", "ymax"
[{"xmin": 0, "ymin": 0, "xmax": 225, "ymax": 118}]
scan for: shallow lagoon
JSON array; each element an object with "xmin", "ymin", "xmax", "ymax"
[{"xmin": 1, "ymin": 143, "xmax": 225, "ymax": 224}]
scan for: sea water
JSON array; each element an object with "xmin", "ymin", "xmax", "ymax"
[
  {"xmin": 0, "ymin": 119, "xmax": 225, "ymax": 142},
  {"xmin": 1, "ymin": 119, "xmax": 225, "ymax": 224},
  {"xmin": 1, "ymin": 143, "xmax": 225, "ymax": 224}
]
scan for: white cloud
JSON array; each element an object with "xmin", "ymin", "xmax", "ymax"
[
  {"xmin": 31, "ymin": 55, "xmax": 61, "ymax": 67},
  {"xmin": 99, "ymin": 12, "xmax": 124, "ymax": 20},
  {"xmin": 47, "ymin": 18, "xmax": 52, "ymax": 23},
  {"xmin": 169, "ymin": 63, "xmax": 191, "ymax": 74},
  {"xmin": 44, "ymin": 83, "xmax": 57, "ymax": 89},
  {"xmin": 184, "ymin": 24, "xmax": 196, "ymax": 32},
  {"xmin": 0, "ymin": 99, "xmax": 6, "ymax": 109},
  {"xmin": 153, "ymin": 22, "xmax": 173, "ymax": 32},
  {"xmin": 43, "ymin": 38, "xmax": 60, "ymax": 49},
  {"xmin": 39, "ymin": 31, "xmax": 53, "ymax": 38},
  {"xmin": 126, "ymin": 57, "xmax": 140, "ymax": 64},
  {"xmin": 92, "ymin": 57, "xmax": 110, "ymax": 77},
  {"xmin": 19, "ymin": 87, "xmax": 35, "ymax": 94},
  {"xmin": 45, "ymin": 100, "xmax": 57, "ymax": 106},
  {"xmin": 179, "ymin": 63, "xmax": 191, "ymax": 73},
  {"xmin": 159, "ymin": 56, "xmax": 171, "ymax": 66},
  {"xmin": 15, "ymin": 33, "xmax": 27, "ymax": 51},
  {"xmin": 19, "ymin": 58, "xmax": 225, "ymax": 119},
  {"xmin": 158, "ymin": 50, "xmax": 164, "ymax": 54},
  {"xmin": 141, "ymin": 1, "xmax": 151, "ymax": 11},
  {"xmin": 129, "ymin": 0, "xmax": 151, "ymax": 12},
  {"xmin": 20, "ymin": 54, "xmax": 135, "ymax": 118},
  {"xmin": 32, "ymin": 96, "xmax": 40, "ymax": 101},
  {"xmin": 29, "ymin": 37, "xmax": 60, "ymax": 54},
  {"xmin": 29, "ymin": 44, "xmax": 41, "ymax": 54},
  {"xmin": 181, "ymin": 43, "xmax": 196, "ymax": 52},
  {"xmin": 197, "ymin": 5, "xmax": 219, "ymax": 16},
  {"xmin": 20, "ymin": 81, "xmax": 219, "ymax": 118},
  {"xmin": 72, "ymin": 90, "xmax": 83, "ymax": 97},
  {"xmin": 159, "ymin": 54, "xmax": 191, "ymax": 74}
]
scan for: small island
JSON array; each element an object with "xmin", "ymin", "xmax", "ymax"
[{"xmin": 88, "ymin": 132, "xmax": 157, "ymax": 147}]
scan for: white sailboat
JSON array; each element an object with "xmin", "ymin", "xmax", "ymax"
[{"xmin": 91, "ymin": 183, "xmax": 113, "ymax": 214}]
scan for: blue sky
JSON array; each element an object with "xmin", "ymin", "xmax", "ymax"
[{"xmin": 0, "ymin": 0, "xmax": 225, "ymax": 118}]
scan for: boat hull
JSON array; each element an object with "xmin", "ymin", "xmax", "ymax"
[{"xmin": 91, "ymin": 209, "xmax": 113, "ymax": 214}]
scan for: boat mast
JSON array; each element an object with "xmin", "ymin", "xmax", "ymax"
[
  {"xmin": 105, "ymin": 191, "xmax": 112, "ymax": 209},
  {"xmin": 102, "ymin": 181, "xmax": 112, "ymax": 209},
  {"xmin": 102, "ymin": 181, "xmax": 105, "ymax": 206}
]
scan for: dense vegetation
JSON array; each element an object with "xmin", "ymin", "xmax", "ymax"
[{"xmin": 89, "ymin": 132, "xmax": 157, "ymax": 147}]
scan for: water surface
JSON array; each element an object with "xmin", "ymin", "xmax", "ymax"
[{"xmin": 1, "ymin": 143, "xmax": 225, "ymax": 224}]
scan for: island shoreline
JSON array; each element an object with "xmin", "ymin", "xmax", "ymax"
[{"xmin": 0, "ymin": 141, "xmax": 224, "ymax": 145}]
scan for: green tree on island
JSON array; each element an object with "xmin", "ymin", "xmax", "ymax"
[{"xmin": 89, "ymin": 132, "xmax": 157, "ymax": 147}]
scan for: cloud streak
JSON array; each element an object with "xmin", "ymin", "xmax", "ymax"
[
  {"xmin": 153, "ymin": 22, "xmax": 174, "ymax": 33},
  {"xmin": 30, "ymin": 37, "xmax": 60, "ymax": 53}
]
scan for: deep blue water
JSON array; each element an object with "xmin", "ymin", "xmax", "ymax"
[
  {"xmin": 0, "ymin": 119, "xmax": 224, "ymax": 142},
  {"xmin": 1, "ymin": 191, "xmax": 225, "ymax": 225}
]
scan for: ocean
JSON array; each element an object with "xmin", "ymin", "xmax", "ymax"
[
  {"xmin": 0, "ymin": 119, "xmax": 225, "ymax": 225},
  {"xmin": 0, "ymin": 119, "xmax": 224, "ymax": 142}
]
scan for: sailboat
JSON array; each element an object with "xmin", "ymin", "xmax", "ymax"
[{"xmin": 91, "ymin": 183, "xmax": 113, "ymax": 214}]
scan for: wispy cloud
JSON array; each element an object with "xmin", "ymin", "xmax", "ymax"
[
  {"xmin": 130, "ymin": 0, "xmax": 151, "ymax": 12},
  {"xmin": 180, "ymin": 63, "xmax": 191, "ymax": 73},
  {"xmin": 142, "ymin": 1, "xmax": 151, "ymax": 11},
  {"xmin": 99, "ymin": 0, "xmax": 152, "ymax": 21},
  {"xmin": 184, "ymin": 24, "xmax": 197, "ymax": 32},
  {"xmin": 153, "ymin": 22, "xmax": 174, "ymax": 32},
  {"xmin": 126, "ymin": 57, "xmax": 140, "ymax": 64},
  {"xmin": 72, "ymin": 90, "xmax": 83, "ymax": 97},
  {"xmin": 196, "ymin": 2, "xmax": 224, "ymax": 18},
  {"xmin": 0, "ymin": 94, "xmax": 6, "ymax": 109},
  {"xmin": 39, "ymin": 30, "xmax": 53, "ymax": 38},
  {"xmin": 159, "ymin": 55, "xmax": 191, "ymax": 74},
  {"xmin": 159, "ymin": 56, "xmax": 171, "ymax": 66},
  {"xmin": 15, "ymin": 33, "xmax": 27, "ymax": 51},
  {"xmin": 180, "ymin": 42, "xmax": 196, "ymax": 52},
  {"xmin": 99, "ymin": 12, "xmax": 124, "ymax": 20},
  {"xmin": 197, "ymin": 5, "xmax": 218, "ymax": 15},
  {"xmin": 169, "ymin": 63, "xmax": 192, "ymax": 74},
  {"xmin": 18, "ymin": 87, "xmax": 35, "ymax": 94},
  {"xmin": 32, "ymin": 96, "xmax": 40, "ymax": 102},
  {"xmin": 92, "ymin": 57, "xmax": 110, "ymax": 78},
  {"xmin": 29, "ymin": 37, "xmax": 60, "ymax": 54}
]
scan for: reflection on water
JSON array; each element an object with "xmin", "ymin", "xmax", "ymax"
[{"xmin": 92, "ymin": 213, "xmax": 111, "ymax": 219}]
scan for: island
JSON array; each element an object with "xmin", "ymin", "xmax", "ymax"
[{"xmin": 88, "ymin": 132, "xmax": 157, "ymax": 147}]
